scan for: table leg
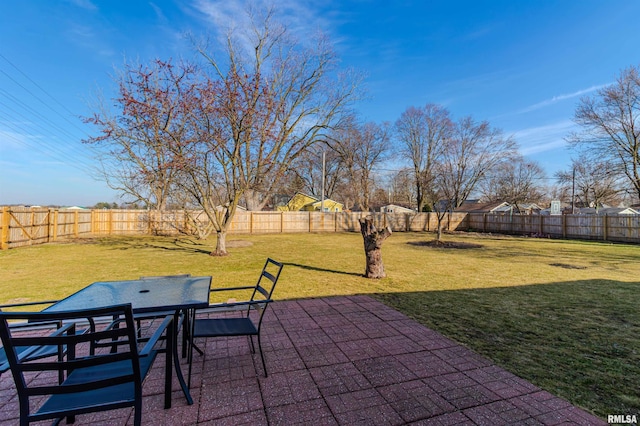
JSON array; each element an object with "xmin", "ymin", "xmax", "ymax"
[
  {"xmin": 172, "ymin": 311, "xmax": 193, "ymax": 405},
  {"xmin": 164, "ymin": 315, "xmax": 174, "ymax": 409},
  {"xmin": 181, "ymin": 308, "xmax": 190, "ymax": 359}
]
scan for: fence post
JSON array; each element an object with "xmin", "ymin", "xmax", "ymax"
[
  {"xmin": 603, "ymin": 214, "xmax": 608, "ymax": 241},
  {"xmin": 52, "ymin": 209, "xmax": 59, "ymax": 242},
  {"xmin": 539, "ymin": 215, "xmax": 543, "ymax": 235},
  {"xmin": 74, "ymin": 210, "xmax": 79, "ymax": 237},
  {"xmin": 562, "ymin": 215, "xmax": 567, "ymax": 239},
  {"xmin": 280, "ymin": 211, "xmax": 284, "ymax": 233},
  {"xmin": 1, "ymin": 207, "xmax": 9, "ymax": 250},
  {"xmin": 46, "ymin": 208, "xmax": 51, "ymax": 243}
]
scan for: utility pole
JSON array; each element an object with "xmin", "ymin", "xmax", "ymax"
[
  {"xmin": 571, "ymin": 166, "xmax": 576, "ymax": 214},
  {"xmin": 321, "ymin": 151, "xmax": 325, "ymax": 212}
]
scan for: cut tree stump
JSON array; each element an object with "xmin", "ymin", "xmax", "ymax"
[{"xmin": 359, "ymin": 217, "xmax": 392, "ymax": 279}]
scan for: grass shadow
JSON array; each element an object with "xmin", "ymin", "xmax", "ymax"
[
  {"xmin": 96, "ymin": 236, "xmax": 212, "ymax": 255},
  {"xmin": 284, "ymin": 262, "xmax": 363, "ymax": 277}
]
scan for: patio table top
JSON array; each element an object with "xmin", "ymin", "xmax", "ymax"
[{"xmin": 0, "ymin": 295, "xmax": 605, "ymax": 425}]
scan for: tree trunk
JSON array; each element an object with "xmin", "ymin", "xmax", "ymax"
[
  {"xmin": 244, "ymin": 189, "xmax": 268, "ymax": 211},
  {"xmin": 436, "ymin": 213, "xmax": 444, "ymax": 242},
  {"xmin": 359, "ymin": 217, "xmax": 392, "ymax": 279},
  {"xmin": 210, "ymin": 230, "xmax": 228, "ymax": 256}
]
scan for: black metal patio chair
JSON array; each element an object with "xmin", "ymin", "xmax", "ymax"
[
  {"xmin": 0, "ymin": 303, "xmax": 172, "ymax": 426},
  {"xmin": 187, "ymin": 258, "xmax": 283, "ymax": 387},
  {"xmin": 0, "ymin": 300, "xmax": 63, "ymax": 376}
]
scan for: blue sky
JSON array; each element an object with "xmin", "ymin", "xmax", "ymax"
[{"xmin": 1, "ymin": 0, "xmax": 639, "ymax": 206}]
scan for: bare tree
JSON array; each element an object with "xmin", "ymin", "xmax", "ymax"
[
  {"xmin": 84, "ymin": 59, "xmax": 200, "ymax": 210},
  {"xmin": 329, "ymin": 118, "xmax": 391, "ymax": 211},
  {"xmin": 480, "ymin": 157, "xmax": 547, "ymax": 210},
  {"xmin": 388, "ymin": 169, "xmax": 416, "ymax": 207},
  {"xmin": 86, "ymin": 10, "xmax": 359, "ymax": 255},
  {"xmin": 568, "ymin": 65, "xmax": 640, "ymax": 199},
  {"xmin": 287, "ymin": 143, "xmax": 345, "ymax": 199},
  {"xmin": 395, "ymin": 104, "xmax": 452, "ymax": 211},
  {"xmin": 182, "ymin": 10, "xmax": 359, "ymax": 254},
  {"xmin": 433, "ymin": 116, "xmax": 517, "ymax": 240},
  {"xmin": 555, "ymin": 154, "xmax": 622, "ymax": 209}
]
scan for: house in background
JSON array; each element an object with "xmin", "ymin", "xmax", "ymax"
[
  {"xmin": 455, "ymin": 201, "xmax": 543, "ymax": 215},
  {"xmin": 379, "ymin": 204, "xmax": 415, "ymax": 214},
  {"xmin": 276, "ymin": 192, "xmax": 344, "ymax": 212},
  {"xmin": 574, "ymin": 207, "xmax": 639, "ymax": 215},
  {"xmin": 454, "ymin": 200, "xmax": 511, "ymax": 214},
  {"xmin": 511, "ymin": 203, "xmax": 543, "ymax": 214}
]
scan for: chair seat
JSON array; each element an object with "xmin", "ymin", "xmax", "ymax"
[
  {"xmin": 193, "ymin": 317, "xmax": 258, "ymax": 337},
  {"xmin": 187, "ymin": 258, "xmax": 283, "ymax": 386},
  {"xmin": 37, "ymin": 350, "xmax": 158, "ymax": 417}
]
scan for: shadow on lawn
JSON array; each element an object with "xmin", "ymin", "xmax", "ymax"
[
  {"xmin": 284, "ymin": 262, "xmax": 363, "ymax": 277},
  {"xmin": 373, "ymin": 279, "xmax": 640, "ymax": 420},
  {"xmin": 98, "ymin": 237, "xmax": 212, "ymax": 255}
]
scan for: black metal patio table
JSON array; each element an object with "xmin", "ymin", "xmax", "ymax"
[{"xmin": 44, "ymin": 276, "xmax": 212, "ymax": 408}]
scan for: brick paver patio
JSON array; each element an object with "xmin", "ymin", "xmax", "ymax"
[{"xmin": 0, "ymin": 296, "xmax": 606, "ymax": 425}]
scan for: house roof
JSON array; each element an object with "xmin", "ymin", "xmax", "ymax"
[
  {"xmin": 576, "ymin": 207, "xmax": 639, "ymax": 215},
  {"xmin": 310, "ymin": 199, "xmax": 343, "ymax": 208},
  {"xmin": 454, "ymin": 201, "xmax": 509, "ymax": 213},
  {"xmin": 379, "ymin": 204, "xmax": 415, "ymax": 213}
]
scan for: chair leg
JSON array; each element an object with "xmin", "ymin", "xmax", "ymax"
[
  {"xmin": 134, "ymin": 400, "xmax": 142, "ymax": 426},
  {"xmin": 248, "ymin": 335, "xmax": 256, "ymax": 354},
  {"xmin": 257, "ymin": 333, "xmax": 267, "ymax": 377},
  {"xmin": 187, "ymin": 331, "xmax": 195, "ymax": 389}
]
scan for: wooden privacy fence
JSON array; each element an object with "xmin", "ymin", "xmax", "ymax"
[
  {"xmin": 2, "ymin": 206, "xmax": 640, "ymax": 249},
  {"xmin": 0, "ymin": 207, "xmax": 467, "ymax": 250}
]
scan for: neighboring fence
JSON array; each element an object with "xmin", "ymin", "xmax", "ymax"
[
  {"xmin": 2, "ymin": 206, "xmax": 640, "ymax": 249},
  {"xmin": 467, "ymin": 212, "xmax": 640, "ymax": 243}
]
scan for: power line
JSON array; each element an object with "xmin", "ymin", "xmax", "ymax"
[
  {"xmin": 0, "ymin": 53, "xmax": 99, "ymax": 176},
  {"xmin": 0, "ymin": 53, "xmax": 91, "ymax": 137}
]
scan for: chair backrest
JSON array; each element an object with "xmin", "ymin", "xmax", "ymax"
[
  {"xmin": 246, "ymin": 258, "xmax": 283, "ymax": 322},
  {"xmin": 0, "ymin": 300, "xmax": 62, "ymax": 375},
  {"xmin": 252, "ymin": 258, "xmax": 283, "ymax": 301},
  {"xmin": 0, "ymin": 304, "xmax": 142, "ymax": 424}
]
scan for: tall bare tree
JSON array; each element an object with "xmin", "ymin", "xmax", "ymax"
[
  {"xmin": 287, "ymin": 143, "xmax": 345, "ymax": 200},
  {"xmin": 183, "ymin": 10, "xmax": 359, "ymax": 254},
  {"xmin": 329, "ymin": 118, "xmax": 391, "ymax": 211},
  {"xmin": 84, "ymin": 59, "xmax": 200, "ymax": 210},
  {"xmin": 555, "ymin": 154, "xmax": 622, "ymax": 209},
  {"xmin": 568, "ymin": 65, "xmax": 640, "ymax": 199},
  {"xmin": 480, "ymin": 156, "xmax": 547, "ymax": 210},
  {"xmin": 388, "ymin": 169, "xmax": 416, "ymax": 207},
  {"xmin": 86, "ymin": 10, "xmax": 359, "ymax": 255},
  {"xmin": 433, "ymin": 116, "xmax": 517, "ymax": 240},
  {"xmin": 395, "ymin": 104, "xmax": 452, "ymax": 211}
]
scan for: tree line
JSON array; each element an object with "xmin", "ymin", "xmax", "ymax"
[{"xmin": 84, "ymin": 8, "xmax": 640, "ymax": 255}]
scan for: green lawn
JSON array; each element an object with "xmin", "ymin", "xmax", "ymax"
[{"xmin": 1, "ymin": 232, "xmax": 638, "ymax": 418}]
